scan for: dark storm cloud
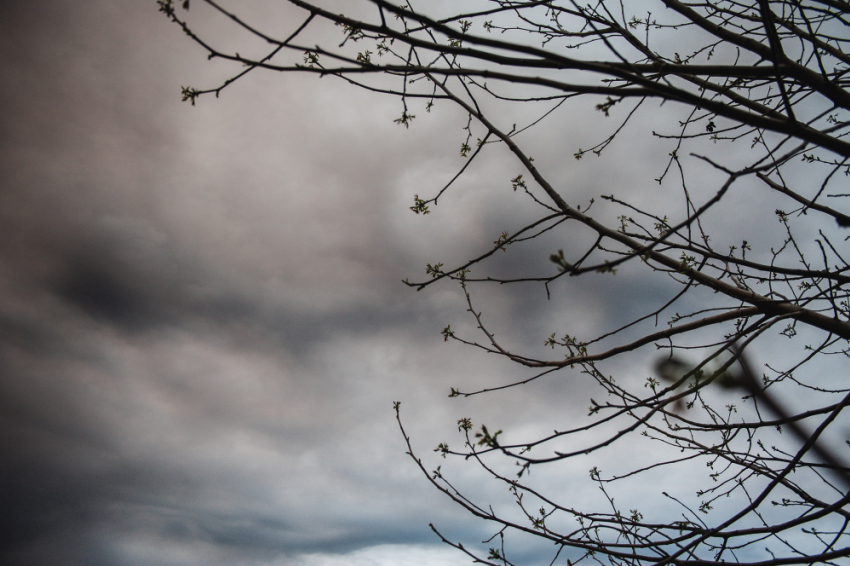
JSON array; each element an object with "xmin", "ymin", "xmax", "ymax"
[{"xmin": 54, "ymin": 247, "xmax": 172, "ymax": 331}]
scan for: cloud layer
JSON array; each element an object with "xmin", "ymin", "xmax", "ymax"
[{"xmin": 1, "ymin": 2, "xmax": 809, "ymax": 565}]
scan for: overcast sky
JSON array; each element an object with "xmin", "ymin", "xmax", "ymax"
[
  {"xmin": 2, "ymin": 2, "xmax": 841, "ymax": 566},
  {"xmin": 0, "ymin": 3, "xmax": 579, "ymax": 564}
]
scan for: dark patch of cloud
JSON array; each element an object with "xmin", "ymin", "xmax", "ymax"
[{"xmin": 55, "ymin": 253, "xmax": 167, "ymax": 331}]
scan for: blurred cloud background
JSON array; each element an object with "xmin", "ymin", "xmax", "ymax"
[{"xmin": 0, "ymin": 2, "xmax": 801, "ymax": 565}]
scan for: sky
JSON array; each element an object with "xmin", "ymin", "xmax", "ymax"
[
  {"xmin": 0, "ymin": 3, "xmax": 586, "ymax": 564},
  {"xmin": 1, "ymin": 2, "xmax": 846, "ymax": 566}
]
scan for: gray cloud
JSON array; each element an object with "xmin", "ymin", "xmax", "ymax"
[{"xmin": 0, "ymin": 1, "xmax": 755, "ymax": 565}]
